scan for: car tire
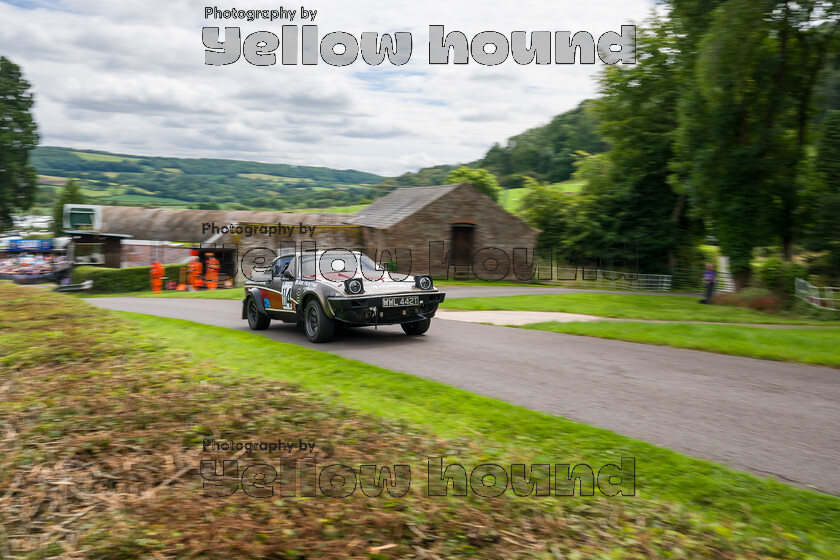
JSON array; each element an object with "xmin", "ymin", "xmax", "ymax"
[
  {"xmin": 247, "ymin": 297, "xmax": 271, "ymax": 330},
  {"xmin": 401, "ymin": 317, "xmax": 431, "ymax": 335},
  {"xmin": 304, "ymin": 299, "xmax": 335, "ymax": 343}
]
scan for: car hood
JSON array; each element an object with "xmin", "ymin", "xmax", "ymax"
[
  {"xmin": 322, "ymin": 274, "xmax": 440, "ymax": 296},
  {"xmin": 352, "ymin": 281, "xmax": 435, "ymax": 296}
]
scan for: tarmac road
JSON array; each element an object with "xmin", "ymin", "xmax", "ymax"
[{"xmin": 90, "ymin": 296, "xmax": 840, "ymax": 495}]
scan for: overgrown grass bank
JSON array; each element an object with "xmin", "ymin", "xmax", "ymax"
[
  {"xmin": 3, "ymin": 281, "xmax": 840, "ymax": 558},
  {"xmin": 121, "ymin": 316, "xmax": 840, "ymax": 556}
]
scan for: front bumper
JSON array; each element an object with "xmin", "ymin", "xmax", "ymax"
[{"xmin": 327, "ymin": 291, "xmax": 446, "ymax": 325}]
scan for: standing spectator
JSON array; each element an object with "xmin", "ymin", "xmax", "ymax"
[
  {"xmin": 699, "ymin": 262, "xmax": 717, "ymax": 304},
  {"xmin": 150, "ymin": 260, "xmax": 164, "ymax": 294}
]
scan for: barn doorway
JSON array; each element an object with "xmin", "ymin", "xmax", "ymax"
[{"xmin": 450, "ymin": 223, "xmax": 475, "ymax": 279}]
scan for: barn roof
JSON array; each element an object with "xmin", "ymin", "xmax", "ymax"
[
  {"xmin": 95, "ymin": 206, "xmax": 346, "ymax": 243},
  {"xmin": 348, "ymin": 183, "xmax": 462, "ymax": 228}
]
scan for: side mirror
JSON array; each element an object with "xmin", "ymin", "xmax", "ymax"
[{"xmin": 282, "ymin": 269, "xmax": 294, "ymax": 280}]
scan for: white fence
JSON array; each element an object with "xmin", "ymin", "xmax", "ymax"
[
  {"xmin": 535, "ymin": 267, "xmax": 673, "ymax": 291},
  {"xmin": 447, "ymin": 264, "xmax": 740, "ymax": 293},
  {"xmin": 795, "ymin": 278, "xmax": 839, "ymax": 311}
]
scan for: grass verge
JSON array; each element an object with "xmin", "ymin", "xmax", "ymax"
[
  {"xmin": 442, "ymin": 293, "xmax": 840, "ymax": 325},
  {"xmin": 79, "ymin": 288, "xmax": 244, "ymax": 299},
  {"xmin": 3, "ymin": 281, "xmax": 840, "ymax": 558},
  {"xmin": 79, "ymin": 280, "xmax": 552, "ymax": 296},
  {"xmin": 516, "ymin": 321, "xmax": 840, "ymax": 368}
]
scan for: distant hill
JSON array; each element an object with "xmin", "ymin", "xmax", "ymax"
[
  {"xmin": 30, "ymin": 147, "xmax": 384, "ymax": 213},
  {"xmin": 383, "ymin": 100, "xmax": 607, "ymax": 189},
  {"xmin": 30, "ymin": 101, "xmax": 605, "ymax": 217}
]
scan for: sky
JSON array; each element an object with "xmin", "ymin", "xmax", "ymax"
[{"xmin": 0, "ymin": 0, "xmax": 652, "ymax": 176}]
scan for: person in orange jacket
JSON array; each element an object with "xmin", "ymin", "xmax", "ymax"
[
  {"xmin": 188, "ymin": 257, "xmax": 203, "ymax": 291},
  {"xmin": 206, "ymin": 253, "xmax": 220, "ymax": 291},
  {"xmin": 150, "ymin": 260, "xmax": 164, "ymax": 294}
]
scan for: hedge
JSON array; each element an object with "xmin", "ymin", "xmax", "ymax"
[
  {"xmin": 71, "ymin": 264, "xmax": 186, "ymax": 293},
  {"xmin": 757, "ymin": 257, "xmax": 808, "ymax": 297}
]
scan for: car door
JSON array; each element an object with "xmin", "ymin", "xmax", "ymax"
[{"xmin": 271, "ymin": 256, "xmax": 297, "ymax": 320}]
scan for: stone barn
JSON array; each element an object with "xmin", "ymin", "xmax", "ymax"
[
  {"xmin": 62, "ymin": 183, "xmax": 539, "ymax": 282},
  {"xmin": 351, "ymin": 183, "xmax": 539, "ymax": 280}
]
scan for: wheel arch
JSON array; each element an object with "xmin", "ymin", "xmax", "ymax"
[
  {"xmin": 242, "ymin": 287, "xmax": 267, "ymax": 319},
  {"xmin": 300, "ymin": 290, "xmax": 334, "ymax": 319}
]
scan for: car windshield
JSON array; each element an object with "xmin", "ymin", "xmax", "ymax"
[
  {"xmin": 299, "ymin": 254, "xmax": 317, "ymax": 278},
  {"xmin": 360, "ymin": 254, "xmax": 382, "ymax": 272},
  {"xmin": 298, "ymin": 252, "xmax": 383, "ymax": 281}
]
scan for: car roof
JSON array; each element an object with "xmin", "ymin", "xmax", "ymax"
[{"xmin": 276, "ymin": 250, "xmax": 362, "ymax": 259}]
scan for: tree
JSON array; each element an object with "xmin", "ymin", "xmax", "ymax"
[
  {"xmin": 802, "ymin": 111, "xmax": 840, "ymax": 279},
  {"xmin": 815, "ymin": 111, "xmax": 840, "ymax": 191},
  {"xmin": 675, "ymin": 0, "xmax": 791, "ymax": 288},
  {"xmin": 52, "ymin": 180, "xmax": 86, "ymax": 236},
  {"xmin": 445, "ymin": 166, "xmax": 502, "ymax": 202},
  {"xmin": 673, "ymin": 0, "xmax": 840, "ymax": 288},
  {"xmin": 520, "ymin": 177, "xmax": 578, "ymax": 251},
  {"xmin": 574, "ymin": 17, "xmax": 701, "ymax": 273},
  {"xmin": 0, "ymin": 57, "xmax": 39, "ymax": 232}
]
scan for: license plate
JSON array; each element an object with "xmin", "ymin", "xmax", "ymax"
[{"xmin": 382, "ymin": 296, "xmax": 419, "ymax": 307}]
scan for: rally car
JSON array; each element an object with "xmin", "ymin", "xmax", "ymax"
[{"xmin": 242, "ymin": 250, "xmax": 445, "ymax": 342}]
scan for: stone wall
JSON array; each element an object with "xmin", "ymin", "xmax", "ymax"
[{"xmin": 119, "ymin": 243, "xmax": 193, "ymax": 268}]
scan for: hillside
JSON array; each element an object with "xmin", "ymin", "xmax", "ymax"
[
  {"xmin": 30, "ymin": 147, "xmax": 384, "ymax": 213},
  {"xmin": 28, "ymin": 101, "xmax": 603, "ymax": 218},
  {"xmin": 384, "ymin": 100, "xmax": 606, "ymax": 189}
]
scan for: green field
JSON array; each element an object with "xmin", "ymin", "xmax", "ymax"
[
  {"xmin": 501, "ymin": 179, "xmax": 584, "ymax": 213},
  {"xmin": 110, "ymin": 194, "xmax": 193, "ymax": 205},
  {"xmin": 550, "ymin": 178, "xmax": 586, "ymax": 192},
  {"xmin": 292, "ymin": 204, "xmax": 368, "ymax": 213},
  {"xmin": 71, "ymin": 150, "xmax": 140, "ymax": 163},
  {"xmin": 442, "ymin": 293, "xmax": 840, "ymax": 325},
  {"xmin": 237, "ymin": 173, "xmax": 315, "ymax": 183}
]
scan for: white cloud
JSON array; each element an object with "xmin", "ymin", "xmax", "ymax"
[{"xmin": 0, "ymin": 0, "xmax": 652, "ymax": 176}]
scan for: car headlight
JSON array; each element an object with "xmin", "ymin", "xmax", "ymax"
[
  {"xmin": 415, "ymin": 275, "xmax": 434, "ymax": 290},
  {"xmin": 344, "ymin": 278, "xmax": 364, "ymax": 295}
]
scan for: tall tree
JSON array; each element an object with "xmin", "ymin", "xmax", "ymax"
[
  {"xmin": 52, "ymin": 180, "xmax": 86, "ymax": 237},
  {"xmin": 802, "ymin": 111, "xmax": 840, "ymax": 278},
  {"xmin": 673, "ymin": 0, "xmax": 840, "ymax": 288},
  {"xmin": 573, "ymin": 17, "xmax": 701, "ymax": 273},
  {"xmin": 0, "ymin": 57, "xmax": 39, "ymax": 232}
]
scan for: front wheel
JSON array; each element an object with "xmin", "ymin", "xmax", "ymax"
[
  {"xmin": 247, "ymin": 297, "xmax": 271, "ymax": 330},
  {"xmin": 401, "ymin": 317, "xmax": 431, "ymax": 335},
  {"xmin": 304, "ymin": 299, "xmax": 335, "ymax": 343}
]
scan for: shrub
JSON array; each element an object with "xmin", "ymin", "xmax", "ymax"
[
  {"xmin": 746, "ymin": 295, "xmax": 782, "ymax": 312},
  {"xmin": 72, "ymin": 264, "xmax": 185, "ymax": 293},
  {"xmin": 758, "ymin": 257, "xmax": 808, "ymax": 297},
  {"xmin": 712, "ymin": 287, "xmax": 782, "ymax": 312}
]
